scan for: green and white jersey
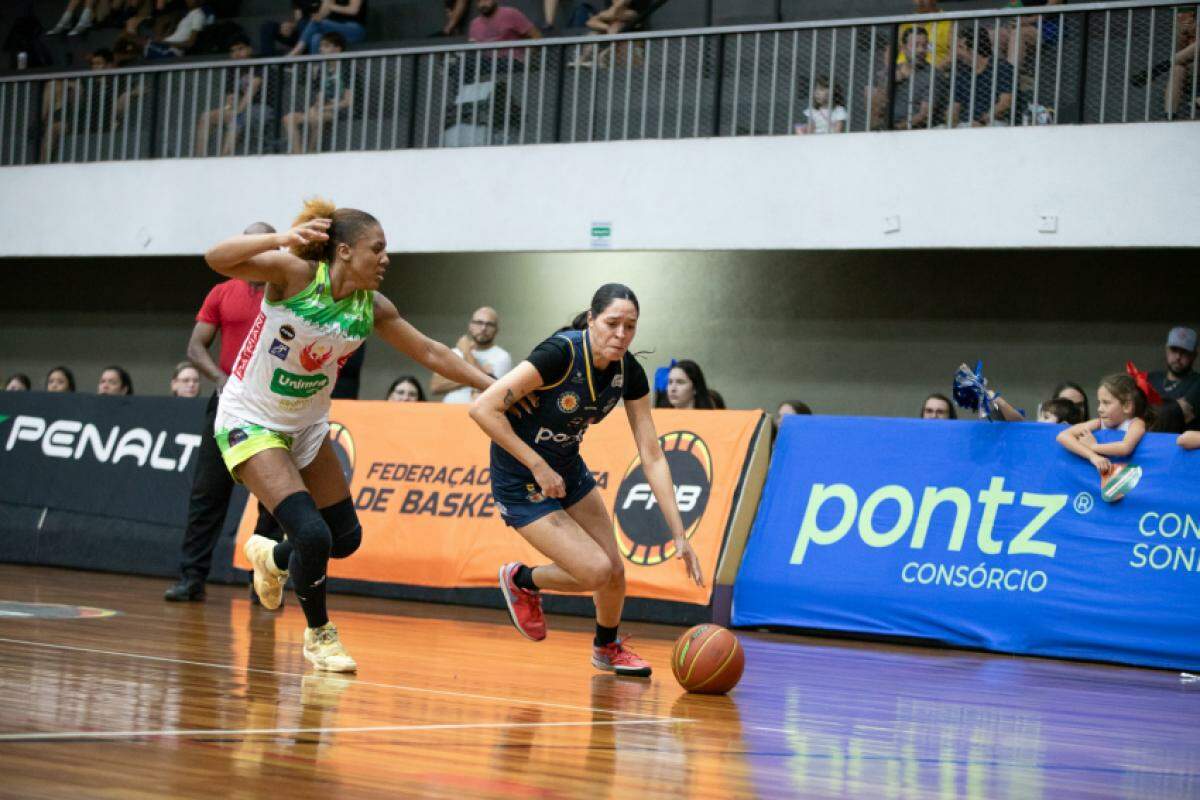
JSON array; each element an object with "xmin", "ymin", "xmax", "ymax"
[{"xmin": 219, "ymin": 261, "xmax": 373, "ymax": 433}]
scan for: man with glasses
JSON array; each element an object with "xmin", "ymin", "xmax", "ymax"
[{"xmin": 431, "ymin": 306, "xmax": 513, "ymax": 403}]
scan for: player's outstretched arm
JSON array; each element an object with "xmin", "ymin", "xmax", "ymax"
[
  {"xmin": 372, "ymin": 294, "xmax": 493, "ymax": 393},
  {"xmin": 204, "ymin": 219, "xmax": 327, "ymax": 284},
  {"xmin": 624, "ymin": 395, "xmax": 705, "ymax": 586}
]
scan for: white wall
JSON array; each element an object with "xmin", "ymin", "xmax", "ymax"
[{"xmin": 1, "ymin": 122, "xmax": 1197, "ymax": 257}]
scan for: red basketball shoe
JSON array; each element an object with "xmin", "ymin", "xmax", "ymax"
[
  {"xmin": 499, "ymin": 562, "xmax": 547, "ymax": 641},
  {"xmin": 592, "ymin": 637, "xmax": 652, "ymax": 678}
]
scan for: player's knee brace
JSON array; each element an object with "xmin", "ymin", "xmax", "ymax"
[
  {"xmin": 271, "ymin": 491, "xmax": 331, "ymax": 568},
  {"xmin": 322, "ymin": 497, "xmax": 362, "ymax": 559}
]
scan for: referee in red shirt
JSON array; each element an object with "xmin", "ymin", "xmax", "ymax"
[{"xmin": 164, "ymin": 222, "xmax": 283, "ymax": 602}]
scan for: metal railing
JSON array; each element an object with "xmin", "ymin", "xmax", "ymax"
[{"xmin": 0, "ymin": 0, "xmax": 1195, "ymax": 167}]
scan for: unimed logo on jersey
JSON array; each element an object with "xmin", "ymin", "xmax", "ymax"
[
  {"xmin": 612, "ymin": 431, "xmax": 712, "ymax": 566},
  {"xmin": 328, "ymin": 421, "xmax": 355, "ymax": 483}
]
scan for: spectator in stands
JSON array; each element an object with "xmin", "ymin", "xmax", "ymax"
[
  {"xmin": 778, "ymin": 400, "xmax": 812, "ymax": 419},
  {"xmin": 570, "ymin": 0, "xmax": 648, "ymax": 66},
  {"xmin": 386, "ymin": 375, "xmax": 427, "ymax": 402},
  {"xmin": 901, "ymin": 0, "xmax": 953, "ymax": 69},
  {"xmin": 662, "ymin": 360, "xmax": 720, "ymax": 410},
  {"xmin": 891, "ymin": 27, "xmax": 935, "ymax": 130},
  {"xmin": 259, "ymin": 0, "xmax": 321, "ymax": 56},
  {"xmin": 1165, "ymin": 9, "xmax": 1197, "ymax": 119},
  {"xmin": 170, "ymin": 361, "xmax": 201, "ymax": 398},
  {"xmin": 431, "ymin": 306, "xmax": 512, "ymax": 402},
  {"xmin": 440, "ymin": 0, "xmax": 469, "ymax": 36},
  {"xmin": 1147, "ymin": 326, "xmax": 1199, "ymax": 433},
  {"xmin": 921, "ymin": 393, "xmax": 956, "ymax": 419},
  {"xmin": 796, "ymin": 76, "xmax": 846, "ymax": 134},
  {"xmin": 1037, "ymin": 397, "xmax": 1078, "ymax": 424},
  {"xmin": 947, "ymin": 26, "xmax": 1014, "ymax": 126},
  {"xmin": 40, "ymin": 48, "xmax": 115, "ymax": 162},
  {"xmin": 46, "ymin": 0, "xmax": 97, "ymax": 36},
  {"xmin": 97, "ymin": 366, "xmax": 133, "ymax": 395},
  {"xmin": 281, "ymin": 32, "xmax": 355, "ymax": 154},
  {"xmin": 1057, "ymin": 373, "xmax": 1153, "ymax": 477},
  {"xmin": 45, "ymin": 366, "xmax": 76, "ymax": 392},
  {"xmin": 193, "ymin": 35, "xmax": 267, "ymax": 156},
  {"xmin": 469, "ymin": 0, "xmax": 541, "ymax": 59},
  {"xmin": 143, "ymin": 0, "xmax": 213, "ymax": 58},
  {"xmin": 289, "ymin": 0, "xmax": 368, "ymax": 56},
  {"xmin": 1052, "ymin": 380, "xmax": 1089, "ymax": 421},
  {"xmin": 4, "ymin": 374, "xmax": 31, "ymax": 391}
]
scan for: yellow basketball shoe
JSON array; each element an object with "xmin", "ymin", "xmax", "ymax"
[
  {"xmin": 244, "ymin": 534, "xmax": 288, "ymax": 610},
  {"xmin": 304, "ymin": 623, "xmax": 358, "ymax": 672}
]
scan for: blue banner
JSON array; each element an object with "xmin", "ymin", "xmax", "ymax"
[{"xmin": 732, "ymin": 416, "xmax": 1200, "ymax": 670}]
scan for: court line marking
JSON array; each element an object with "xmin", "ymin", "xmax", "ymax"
[
  {"xmin": 0, "ymin": 637, "xmax": 678, "ymax": 721},
  {"xmin": 0, "ymin": 718, "xmax": 685, "ymax": 743}
]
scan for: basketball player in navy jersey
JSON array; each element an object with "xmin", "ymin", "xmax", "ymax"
[{"xmin": 469, "ymin": 284, "xmax": 704, "ymax": 677}]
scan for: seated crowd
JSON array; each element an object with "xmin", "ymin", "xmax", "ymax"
[{"xmin": 7, "ymin": 320, "xmax": 1197, "ymax": 455}]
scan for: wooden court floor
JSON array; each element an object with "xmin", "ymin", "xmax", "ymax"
[{"xmin": 0, "ymin": 566, "xmax": 1196, "ymax": 800}]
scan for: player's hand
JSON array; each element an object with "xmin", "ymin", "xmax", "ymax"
[
  {"xmin": 675, "ymin": 538, "xmax": 704, "ymax": 587},
  {"xmin": 279, "ymin": 218, "xmax": 329, "ymax": 250},
  {"xmin": 532, "ymin": 461, "xmax": 566, "ymax": 499},
  {"xmin": 1091, "ymin": 455, "xmax": 1112, "ymax": 476}
]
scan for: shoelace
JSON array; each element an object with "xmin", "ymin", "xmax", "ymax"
[{"xmin": 604, "ymin": 637, "xmax": 642, "ymax": 664}]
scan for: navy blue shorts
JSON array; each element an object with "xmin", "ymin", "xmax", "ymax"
[{"xmin": 490, "ymin": 456, "xmax": 597, "ymax": 529}]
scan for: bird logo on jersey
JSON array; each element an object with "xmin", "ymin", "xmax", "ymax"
[
  {"xmin": 557, "ymin": 392, "xmax": 580, "ymax": 414},
  {"xmin": 299, "ymin": 342, "xmax": 335, "ymax": 372},
  {"xmin": 525, "ymin": 483, "xmax": 546, "ymax": 503}
]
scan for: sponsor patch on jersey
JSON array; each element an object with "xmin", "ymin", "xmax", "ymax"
[
  {"xmin": 612, "ymin": 374, "xmax": 624, "ymax": 389},
  {"xmin": 299, "ymin": 342, "xmax": 335, "ymax": 372},
  {"xmin": 270, "ymin": 369, "xmax": 330, "ymax": 398},
  {"xmin": 525, "ymin": 483, "xmax": 546, "ymax": 504},
  {"xmin": 571, "ymin": 371, "xmax": 585, "ymax": 384},
  {"xmin": 603, "ymin": 398, "xmax": 618, "ymax": 414},
  {"xmin": 227, "ymin": 428, "xmax": 248, "ymax": 447},
  {"xmin": 279, "ymin": 324, "xmax": 296, "ymax": 341},
  {"xmin": 557, "ymin": 391, "xmax": 580, "ymax": 414},
  {"xmin": 268, "ymin": 339, "xmax": 290, "ymax": 360}
]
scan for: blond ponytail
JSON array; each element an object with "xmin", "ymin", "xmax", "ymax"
[{"xmin": 291, "ymin": 196, "xmax": 337, "ymax": 262}]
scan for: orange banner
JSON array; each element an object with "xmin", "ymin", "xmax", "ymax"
[{"xmin": 234, "ymin": 402, "xmax": 763, "ymax": 605}]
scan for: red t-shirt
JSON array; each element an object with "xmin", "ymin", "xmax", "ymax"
[
  {"xmin": 469, "ymin": 6, "xmax": 534, "ymax": 59},
  {"xmin": 196, "ymin": 279, "xmax": 265, "ymax": 376}
]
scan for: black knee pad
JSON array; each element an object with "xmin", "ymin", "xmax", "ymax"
[
  {"xmin": 272, "ymin": 491, "xmax": 331, "ymax": 564},
  {"xmin": 322, "ymin": 497, "xmax": 362, "ymax": 559}
]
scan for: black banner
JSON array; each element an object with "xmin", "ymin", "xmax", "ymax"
[{"xmin": 0, "ymin": 393, "xmax": 208, "ymax": 528}]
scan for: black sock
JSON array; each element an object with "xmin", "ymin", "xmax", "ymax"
[
  {"xmin": 514, "ymin": 564, "xmax": 539, "ymax": 592},
  {"xmin": 272, "ymin": 541, "xmax": 294, "ymax": 572},
  {"xmin": 594, "ymin": 623, "xmax": 619, "ymax": 648},
  {"xmin": 270, "ymin": 491, "xmax": 331, "ymax": 629}
]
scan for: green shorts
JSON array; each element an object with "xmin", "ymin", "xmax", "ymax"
[{"xmin": 214, "ymin": 410, "xmax": 328, "ymax": 481}]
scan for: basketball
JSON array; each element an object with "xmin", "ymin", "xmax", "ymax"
[{"xmin": 671, "ymin": 624, "xmax": 745, "ymax": 694}]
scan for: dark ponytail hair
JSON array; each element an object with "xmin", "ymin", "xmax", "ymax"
[
  {"xmin": 1053, "ymin": 381, "xmax": 1090, "ymax": 420},
  {"xmin": 1100, "ymin": 373, "xmax": 1157, "ymax": 428},
  {"xmin": 563, "ymin": 283, "xmax": 640, "ymax": 331}
]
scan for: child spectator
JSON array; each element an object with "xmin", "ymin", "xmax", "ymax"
[
  {"xmin": 193, "ymin": 35, "xmax": 266, "ymax": 156},
  {"xmin": 1037, "ymin": 397, "xmax": 1080, "ymax": 424},
  {"xmin": 796, "ymin": 76, "xmax": 847, "ymax": 135},
  {"xmin": 45, "ymin": 366, "xmax": 76, "ymax": 392},
  {"xmin": 289, "ymin": 0, "xmax": 368, "ymax": 56},
  {"xmin": 386, "ymin": 375, "xmax": 426, "ymax": 402},
  {"xmin": 1056, "ymin": 371, "xmax": 1155, "ymax": 477}
]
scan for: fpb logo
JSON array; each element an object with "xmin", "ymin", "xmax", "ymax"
[
  {"xmin": 328, "ymin": 421, "xmax": 355, "ymax": 483},
  {"xmin": 613, "ymin": 431, "xmax": 712, "ymax": 566}
]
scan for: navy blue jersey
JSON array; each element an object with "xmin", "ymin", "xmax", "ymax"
[{"xmin": 492, "ymin": 328, "xmax": 649, "ymax": 475}]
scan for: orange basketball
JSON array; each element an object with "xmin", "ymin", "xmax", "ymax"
[{"xmin": 671, "ymin": 624, "xmax": 745, "ymax": 694}]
